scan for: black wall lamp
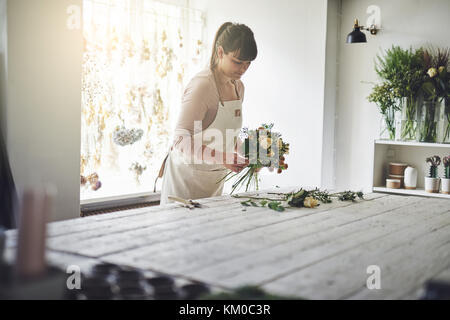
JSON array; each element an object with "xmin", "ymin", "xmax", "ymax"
[{"xmin": 346, "ymin": 19, "xmax": 379, "ymax": 43}]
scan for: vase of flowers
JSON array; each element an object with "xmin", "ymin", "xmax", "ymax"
[
  {"xmin": 420, "ymin": 47, "xmax": 450, "ymax": 143},
  {"xmin": 425, "ymin": 155, "xmax": 441, "ymax": 193},
  {"xmin": 373, "ymin": 46, "xmax": 425, "ymax": 142},
  {"xmin": 442, "ymin": 156, "xmax": 450, "ymax": 194}
]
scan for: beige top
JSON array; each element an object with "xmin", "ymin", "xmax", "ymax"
[{"xmin": 172, "ymin": 68, "xmax": 245, "ymax": 160}]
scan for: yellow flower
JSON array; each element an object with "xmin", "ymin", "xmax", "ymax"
[
  {"xmin": 438, "ymin": 66, "xmax": 446, "ymax": 74},
  {"xmin": 304, "ymin": 197, "xmax": 319, "ymax": 208},
  {"xmin": 427, "ymin": 67, "xmax": 438, "ymax": 78},
  {"xmin": 284, "ymin": 144, "xmax": 290, "ymax": 155},
  {"xmin": 277, "ymin": 138, "xmax": 283, "ymax": 150}
]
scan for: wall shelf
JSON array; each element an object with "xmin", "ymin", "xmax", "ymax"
[
  {"xmin": 372, "ymin": 140, "xmax": 450, "ymax": 199},
  {"xmin": 375, "ymin": 140, "xmax": 450, "ymax": 149},
  {"xmin": 373, "ymin": 187, "xmax": 450, "ymax": 199}
]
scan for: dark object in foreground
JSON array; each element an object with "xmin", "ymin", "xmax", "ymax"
[
  {"xmin": 201, "ymin": 285, "xmax": 304, "ymax": 300},
  {"xmin": 0, "ymin": 261, "xmax": 213, "ymax": 300},
  {"xmin": 0, "ymin": 130, "xmax": 17, "ymax": 230},
  {"xmin": 0, "ymin": 263, "xmax": 67, "ymax": 300},
  {"xmin": 420, "ymin": 280, "xmax": 450, "ymax": 300}
]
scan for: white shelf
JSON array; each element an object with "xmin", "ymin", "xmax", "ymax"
[
  {"xmin": 375, "ymin": 140, "xmax": 450, "ymax": 148},
  {"xmin": 373, "ymin": 187, "xmax": 450, "ymax": 199}
]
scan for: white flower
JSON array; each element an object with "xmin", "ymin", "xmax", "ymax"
[
  {"xmin": 438, "ymin": 66, "xmax": 446, "ymax": 74},
  {"xmin": 239, "ymin": 127, "xmax": 249, "ymax": 140},
  {"xmin": 427, "ymin": 67, "xmax": 438, "ymax": 78},
  {"xmin": 113, "ymin": 126, "xmax": 144, "ymax": 146}
]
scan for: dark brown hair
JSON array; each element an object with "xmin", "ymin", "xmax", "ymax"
[{"xmin": 210, "ymin": 22, "xmax": 258, "ymax": 70}]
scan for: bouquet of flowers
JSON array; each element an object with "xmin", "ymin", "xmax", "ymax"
[{"xmin": 218, "ymin": 123, "xmax": 290, "ymax": 194}]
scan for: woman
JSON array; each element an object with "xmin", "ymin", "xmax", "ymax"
[{"xmin": 157, "ymin": 22, "xmax": 258, "ymax": 205}]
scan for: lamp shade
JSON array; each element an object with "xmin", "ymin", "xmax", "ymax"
[{"xmin": 346, "ymin": 27, "xmax": 367, "ymax": 43}]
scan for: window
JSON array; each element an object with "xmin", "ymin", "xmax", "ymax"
[{"xmin": 81, "ymin": 0, "xmax": 206, "ymax": 201}]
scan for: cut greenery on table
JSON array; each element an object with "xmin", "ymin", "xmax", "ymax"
[{"xmin": 234, "ymin": 188, "xmax": 364, "ymax": 212}]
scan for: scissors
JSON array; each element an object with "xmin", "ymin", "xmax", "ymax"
[{"xmin": 168, "ymin": 195, "xmax": 203, "ymax": 209}]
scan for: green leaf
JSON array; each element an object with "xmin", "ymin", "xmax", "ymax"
[
  {"xmin": 422, "ymin": 81, "xmax": 436, "ymax": 97},
  {"xmin": 268, "ymin": 201, "xmax": 284, "ymax": 212},
  {"xmin": 268, "ymin": 201, "xmax": 280, "ymax": 210},
  {"xmin": 241, "ymin": 201, "xmax": 251, "ymax": 207},
  {"xmin": 250, "ymin": 201, "xmax": 259, "ymax": 207},
  {"xmin": 260, "ymin": 200, "xmax": 268, "ymax": 206}
]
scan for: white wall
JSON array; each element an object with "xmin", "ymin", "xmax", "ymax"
[
  {"xmin": 321, "ymin": 0, "xmax": 340, "ymax": 189},
  {"xmin": 0, "ymin": 0, "xmax": 7, "ymax": 137},
  {"xmin": 4, "ymin": 0, "xmax": 83, "ymax": 222},
  {"xmin": 334, "ymin": 0, "xmax": 450, "ymax": 192},
  {"xmin": 205, "ymin": 0, "xmax": 329, "ymax": 190}
]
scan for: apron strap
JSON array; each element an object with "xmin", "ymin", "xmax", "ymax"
[
  {"xmin": 153, "ymin": 146, "xmax": 173, "ymax": 193},
  {"xmin": 212, "ymin": 68, "xmax": 241, "ymax": 106},
  {"xmin": 231, "ymin": 79, "xmax": 241, "ymax": 100}
]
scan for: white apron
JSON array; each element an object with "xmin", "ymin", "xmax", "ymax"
[{"xmin": 158, "ymin": 80, "xmax": 243, "ymax": 205}]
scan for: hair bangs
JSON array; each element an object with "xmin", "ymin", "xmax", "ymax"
[{"xmin": 229, "ymin": 35, "xmax": 258, "ymax": 62}]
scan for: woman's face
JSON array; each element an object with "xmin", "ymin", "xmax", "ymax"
[{"xmin": 218, "ymin": 47, "xmax": 251, "ymax": 80}]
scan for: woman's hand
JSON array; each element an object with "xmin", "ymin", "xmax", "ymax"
[{"xmin": 222, "ymin": 152, "xmax": 249, "ymax": 173}]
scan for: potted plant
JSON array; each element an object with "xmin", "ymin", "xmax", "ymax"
[
  {"xmin": 442, "ymin": 156, "xmax": 450, "ymax": 194},
  {"xmin": 425, "ymin": 155, "xmax": 441, "ymax": 193},
  {"xmin": 375, "ymin": 46, "xmax": 425, "ymax": 141}
]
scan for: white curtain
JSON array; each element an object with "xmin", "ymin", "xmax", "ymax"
[{"xmin": 81, "ymin": 0, "xmax": 206, "ymax": 199}]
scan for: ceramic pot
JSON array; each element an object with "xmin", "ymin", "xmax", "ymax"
[
  {"xmin": 389, "ymin": 174, "xmax": 404, "ymax": 188},
  {"xmin": 404, "ymin": 166, "xmax": 418, "ymax": 190},
  {"xmin": 441, "ymin": 178, "xmax": 450, "ymax": 194},
  {"xmin": 424, "ymin": 177, "xmax": 440, "ymax": 193},
  {"xmin": 389, "ymin": 163, "xmax": 408, "ymax": 175},
  {"xmin": 386, "ymin": 179, "xmax": 401, "ymax": 189}
]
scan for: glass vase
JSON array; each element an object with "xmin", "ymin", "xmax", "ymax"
[
  {"xmin": 418, "ymin": 99, "xmax": 440, "ymax": 143},
  {"xmin": 379, "ymin": 109, "xmax": 397, "ymax": 141},
  {"xmin": 400, "ymin": 96, "xmax": 419, "ymax": 141},
  {"xmin": 437, "ymin": 98, "xmax": 450, "ymax": 144},
  {"xmin": 379, "ymin": 117, "xmax": 391, "ymax": 140},
  {"xmin": 394, "ymin": 109, "xmax": 402, "ymax": 141}
]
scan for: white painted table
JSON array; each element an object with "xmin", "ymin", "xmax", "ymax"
[{"xmin": 5, "ymin": 187, "xmax": 450, "ymax": 299}]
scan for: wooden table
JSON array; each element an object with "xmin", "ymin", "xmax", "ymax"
[{"xmin": 5, "ymin": 188, "xmax": 450, "ymax": 299}]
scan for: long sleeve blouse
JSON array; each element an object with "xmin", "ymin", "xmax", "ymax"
[{"xmin": 172, "ymin": 68, "xmax": 245, "ymax": 163}]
